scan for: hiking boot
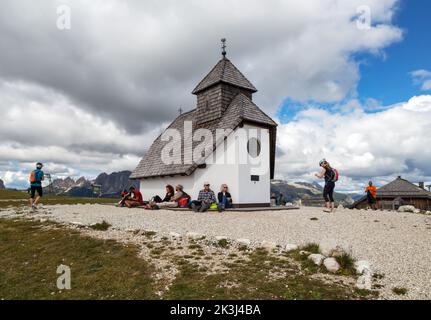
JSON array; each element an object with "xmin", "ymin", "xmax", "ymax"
[{"xmin": 191, "ymin": 203, "xmax": 199, "ymax": 212}]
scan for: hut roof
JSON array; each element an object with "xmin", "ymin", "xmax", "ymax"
[
  {"xmin": 192, "ymin": 57, "xmax": 257, "ymax": 94},
  {"xmin": 130, "ymin": 93, "xmax": 277, "ymax": 180}
]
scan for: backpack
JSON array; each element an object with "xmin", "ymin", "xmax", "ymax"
[
  {"xmin": 332, "ymin": 169, "xmax": 339, "ymax": 182},
  {"xmin": 29, "ymin": 171, "xmax": 36, "ymax": 183},
  {"xmin": 178, "ymin": 192, "xmax": 191, "ymax": 208}
]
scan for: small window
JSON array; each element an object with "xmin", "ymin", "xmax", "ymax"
[{"xmin": 247, "ymin": 138, "xmax": 261, "ymax": 158}]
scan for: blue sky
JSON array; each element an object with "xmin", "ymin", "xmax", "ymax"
[{"xmin": 278, "ymin": 0, "xmax": 431, "ymax": 123}]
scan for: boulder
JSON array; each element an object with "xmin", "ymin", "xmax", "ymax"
[
  {"xmin": 169, "ymin": 232, "xmax": 182, "ymax": 239},
  {"xmin": 285, "ymin": 244, "xmax": 299, "ymax": 252},
  {"xmin": 338, "ymin": 204, "xmax": 344, "ymax": 209},
  {"xmin": 425, "ymin": 211, "xmax": 431, "ymax": 216},
  {"xmin": 398, "ymin": 205, "xmax": 416, "ymax": 213},
  {"xmin": 260, "ymin": 241, "xmax": 277, "ymax": 251},
  {"xmin": 308, "ymin": 254, "xmax": 326, "ymax": 266},
  {"xmin": 355, "ymin": 260, "xmax": 371, "ymax": 275},
  {"xmin": 186, "ymin": 232, "xmax": 203, "ymax": 240},
  {"xmin": 323, "ymin": 257, "xmax": 340, "ymax": 273},
  {"xmin": 356, "ymin": 269, "xmax": 372, "ymax": 290},
  {"xmin": 237, "ymin": 238, "xmax": 251, "ymax": 247},
  {"xmin": 215, "ymin": 236, "xmax": 228, "ymax": 241}
]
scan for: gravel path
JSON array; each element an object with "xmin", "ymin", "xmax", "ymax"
[{"xmin": 2, "ymin": 204, "xmax": 430, "ymax": 300}]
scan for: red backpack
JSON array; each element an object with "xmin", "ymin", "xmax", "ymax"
[{"xmin": 332, "ymin": 169, "xmax": 339, "ymax": 182}]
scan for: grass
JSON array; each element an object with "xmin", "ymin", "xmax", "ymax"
[
  {"xmin": 89, "ymin": 221, "xmax": 112, "ymax": 231},
  {"xmin": 392, "ymin": 287, "xmax": 408, "ymax": 296},
  {"xmin": 216, "ymin": 239, "xmax": 229, "ymax": 248},
  {"xmin": 0, "ymin": 217, "xmax": 373, "ymax": 300},
  {"xmin": 166, "ymin": 248, "xmax": 360, "ymax": 300},
  {"xmin": 335, "ymin": 253, "xmax": 356, "ymax": 276},
  {"xmin": 301, "ymin": 243, "xmax": 321, "ymax": 254},
  {"xmin": 0, "ymin": 218, "xmax": 155, "ymax": 299},
  {"xmin": 0, "ymin": 189, "xmax": 117, "ymax": 208}
]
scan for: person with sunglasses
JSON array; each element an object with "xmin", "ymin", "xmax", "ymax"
[{"xmin": 217, "ymin": 184, "xmax": 233, "ymax": 212}]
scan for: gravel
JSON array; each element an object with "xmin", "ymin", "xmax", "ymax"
[{"xmin": 1, "ymin": 204, "xmax": 431, "ymax": 300}]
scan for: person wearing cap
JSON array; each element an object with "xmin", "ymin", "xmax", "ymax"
[
  {"xmin": 315, "ymin": 159, "xmax": 336, "ymax": 213},
  {"xmin": 191, "ymin": 182, "xmax": 216, "ymax": 212},
  {"xmin": 29, "ymin": 162, "xmax": 44, "ymax": 209},
  {"xmin": 156, "ymin": 184, "xmax": 184, "ymax": 208}
]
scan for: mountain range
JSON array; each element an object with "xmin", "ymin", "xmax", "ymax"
[
  {"xmin": 42, "ymin": 171, "xmax": 358, "ymax": 205},
  {"xmin": 270, "ymin": 180, "xmax": 358, "ymax": 206},
  {"xmin": 44, "ymin": 171, "xmax": 138, "ymax": 197}
]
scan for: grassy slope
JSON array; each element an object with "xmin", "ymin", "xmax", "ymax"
[{"xmin": 0, "ymin": 216, "xmax": 370, "ymax": 300}]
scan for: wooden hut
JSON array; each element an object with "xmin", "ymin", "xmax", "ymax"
[{"xmin": 352, "ymin": 176, "xmax": 431, "ymax": 210}]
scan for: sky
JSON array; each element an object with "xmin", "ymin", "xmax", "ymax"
[{"xmin": 0, "ymin": 0, "xmax": 430, "ymax": 192}]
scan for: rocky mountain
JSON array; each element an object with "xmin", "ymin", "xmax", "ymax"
[
  {"xmin": 45, "ymin": 171, "xmax": 138, "ymax": 197},
  {"xmin": 270, "ymin": 180, "xmax": 356, "ymax": 206},
  {"xmin": 0, "ymin": 178, "xmax": 5, "ymax": 189}
]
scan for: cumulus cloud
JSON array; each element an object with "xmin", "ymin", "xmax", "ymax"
[
  {"xmin": 410, "ymin": 69, "xmax": 431, "ymax": 91},
  {"xmin": 0, "ymin": 0, "xmax": 406, "ymax": 189},
  {"xmin": 276, "ymin": 95, "xmax": 431, "ymax": 191}
]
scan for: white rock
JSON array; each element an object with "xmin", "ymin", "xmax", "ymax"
[
  {"xmin": 71, "ymin": 221, "xmax": 85, "ymax": 227},
  {"xmin": 425, "ymin": 211, "xmax": 431, "ymax": 216},
  {"xmin": 285, "ymin": 244, "xmax": 299, "ymax": 252},
  {"xmin": 186, "ymin": 232, "xmax": 203, "ymax": 240},
  {"xmin": 413, "ymin": 209, "xmax": 421, "ymax": 214},
  {"xmin": 323, "ymin": 257, "xmax": 340, "ymax": 273},
  {"xmin": 356, "ymin": 269, "xmax": 372, "ymax": 290},
  {"xmin": 261, "ymin": 241, "xmax": 277, "ymax": 251},
  {"xmin": 355, "ymin": 260, "xmax": 371, "ymax": 275},
  {"xmin": 299, "ymin": 250, "xmax": 310, "ymax": 256},
  {"xmin": 338, "ymin": 204, "xmax": 344, "ymax": 209},
  {"xmin": 398, "ymin": 205, "xmax": 416, "ymax": 213},
  {"xmin": 215, "ymin": 236, "xmax": 228, "ymax": 241},
  {"xmin": 169, "ymin": 232, "xmax": 181, "ymax": 239},
  {"xmin": 237, "ymin": 238, "xmax": 251, "ymax": 246},
  {"xmin": 308, "ymin": 254, "xmax": 326, "ymax": 266}
]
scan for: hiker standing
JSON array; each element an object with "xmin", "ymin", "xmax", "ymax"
[
  {"xmin": 365, "ymin": 181, "xmax": 378, "ymax": 210},
  {"xmin": 315, "ymin": 159, "xmax": 337, "ymax": 213},
  {"xmin": 29, "ymin": 162, "xmax": 44, "ymax": 209}
]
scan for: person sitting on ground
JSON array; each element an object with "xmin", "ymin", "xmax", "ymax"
[
  {"xmin": 365, "ymin": 181, "xmax": 378, "ymax": 210},
  {"xmin": 156, "ymin": 184, "xmax": 184, "ymax": 209},
  {"xmin": 118, "ymin": 189, "xmax": 131, "ymax": 207},
  {"xmin": 315, "ymin": 159, "xmax": 337, "ymax": 213},
  {"xmin": 277, "ymin": 193, "xmax": 287, "ymax": 206},
  {"xmin": 124, "ymin": 186, "xmax": 144, "ymax": 208},
  {"xmin": 151, "ymin": 185, "xmax": 175, "ymax": 203},
  {"xmin": 217, "ymin": 184, "xmax": 233, "ymax": 212},
  {"xmin": 191, "ymin": 182, "xmax": 217, "ymax": 212},
  {"xmin": 29, "ymin": 162, "xmax": 44, "ymax": 209}
]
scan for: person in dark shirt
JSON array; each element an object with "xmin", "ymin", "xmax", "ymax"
[
  {"xmin": 315, "ymin": 159, "xmax": 336, "ymax": 213},
  {"xmin": 29, "ymin": 162, "xmax": 44, "ymax": 209},
  {"xmin": 217, "ymin": 184, "xmax": 233, "ymax": 212}
]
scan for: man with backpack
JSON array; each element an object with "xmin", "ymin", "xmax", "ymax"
[
  {"xmin": 365, "ymin": 181, "xmax": 378, "ymax": 210},
  {"xmin": 29, "ymin": 162, "xmax": 45, "ymax": 209},
  {"xmin": 315, "ymin": 159, "xmax": 339, "ymax": 213}
]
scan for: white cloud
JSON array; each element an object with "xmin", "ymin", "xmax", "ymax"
[
  {"xmin": 276, "ymin": 95, "xmax": 431, "ymax": 191},
  {"xmin": 410, "ymin": 69, "xmax": 431, "ymax": 91}
]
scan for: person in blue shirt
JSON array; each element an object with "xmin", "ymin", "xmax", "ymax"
[{"xmin": 29, "ymin": 162, "xmax": 44, "ymax": 208}]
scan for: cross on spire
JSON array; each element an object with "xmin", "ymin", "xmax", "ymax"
[
  {"xmin": 178, "ymin": 107, "xmax": 183, "ymax": 115},
  {"xmin": 221, "ymin": 38, "xmax": 227, "ymax": 57}
]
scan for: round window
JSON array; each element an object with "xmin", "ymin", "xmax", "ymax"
[{"xmin": 247, "ymin": 138, "xmax": 261, "ymax": 158}]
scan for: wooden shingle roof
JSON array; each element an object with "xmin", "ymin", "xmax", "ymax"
[
  {"xmin": 130, "ymin": 93, "xmax": 277, "ymax": 180},
  {"xmin": 376, "ymin": 177, "xmax": 431, "ymax": 198},
  {"xmin": 192, "ymin": 58, "xmax": 257, "ymax": 94}
]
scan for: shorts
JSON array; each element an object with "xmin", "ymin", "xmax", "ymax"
[
  {"xmin": 367, "ymin": 194, "xmax": 376, "ymax": 204},
  {"xmin": 30, "ymin": 186, "xmax": 43, "ymax": 198}
]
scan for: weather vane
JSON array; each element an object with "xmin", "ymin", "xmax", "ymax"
[{"xmin": 221, "ymin": 38, "xmax": 227, "ymax": 57}]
